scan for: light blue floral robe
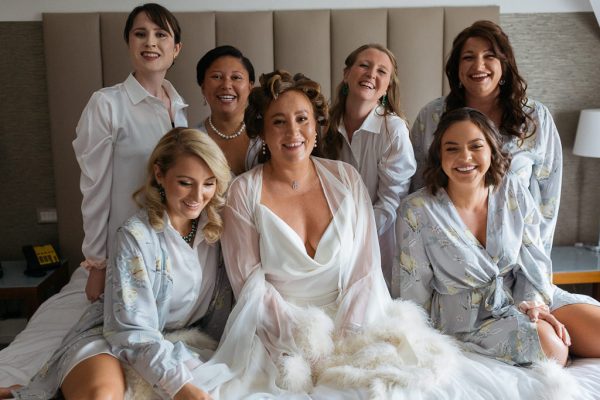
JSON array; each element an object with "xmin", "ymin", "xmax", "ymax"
[
  {"xmin": 13, "ymin": 211, "xmax": 223, "ymax": 399},
  {"xmin": 410, "ymin": 97, "xmax": 562, "ymax": 257},
  {"xmin": 397, "ymin": 175, "xmax": 599, "ymax": 365}
]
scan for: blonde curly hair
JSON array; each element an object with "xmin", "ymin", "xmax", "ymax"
[{"xmin": 133, "ymin": 128, "xmax": 231, "ymax": 243}]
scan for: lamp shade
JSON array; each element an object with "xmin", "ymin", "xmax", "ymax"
[{"xmin": 573, "ymin": 108, "xmax": 600, "ymax": 158}]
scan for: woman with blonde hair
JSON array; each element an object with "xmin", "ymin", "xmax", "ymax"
[
  {"xmin": 323, "ymin": 43, "xmax": 415, "ymax": 288},
  {"xmin": 8, "ymin": 128, "xmax": 231, "ymax": 400}
]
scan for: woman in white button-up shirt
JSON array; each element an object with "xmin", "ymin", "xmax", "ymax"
[
  {"xmin": 323, "ymin": 44, "xmax": 416, "ymax": 290},
  {"xmin": 0, "ymin": 3, "xmax": 188, "ymax": 388}
]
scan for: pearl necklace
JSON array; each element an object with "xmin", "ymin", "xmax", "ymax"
[
  {"xmin": 208, "ymin": 116, "xmax": 245, "ymax": 140},
  {"xmin": 182, "ymin": 218, "xmax": 198, "ymax": 245}
]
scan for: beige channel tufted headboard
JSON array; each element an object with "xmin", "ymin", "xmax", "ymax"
[{"xmin": 42, "ymin": 6, "xmax": 499, "ymax": 268}]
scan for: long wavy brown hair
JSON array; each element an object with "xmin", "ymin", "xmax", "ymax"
[
  {"xmin": 424, "ymin": 108, "xmax": 511, "ymax": 195},
  {"xmin": 445, "ymin": 20, "xmax": 534, "ymax": 140},
  {"xmin": 244, "ymin": 70, "xmax": 329, "ymax": 163},
  {"xmin": 323, "ymin": 43, "xmax": 404, "ymax": 160}
]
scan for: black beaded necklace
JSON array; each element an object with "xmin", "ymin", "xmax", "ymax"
[{"xmin": 182, "ymin": 218, "xmax": 198, "ymax": 244}]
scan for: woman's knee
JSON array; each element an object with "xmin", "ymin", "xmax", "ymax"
[
  {"xmin": 536, "ymin": 319, "xmax": 568, "ymax": 366},
  {"xmin": 62, "ymin": 354, "xmax": 125, "ymax": 400}
]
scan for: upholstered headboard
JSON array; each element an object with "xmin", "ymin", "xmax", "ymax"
[{"xmin": 42, "ymin": 6, "xmax": 499, "ymax": 268}]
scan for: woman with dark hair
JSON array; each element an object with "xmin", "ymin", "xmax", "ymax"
[
  {"xmin": 0, "ymin": 3, "xmax": 187, "ymax": 386},
  {"xmin": 410, "ymin": 20, "xmax": 561, "ymax": 257},
  {"xmin": 7, "ymin": 128, "xmax": 231, "ymax": 400},
  {"xmin": 323, "ymin": 44, "xmax": 415, "ymax": 287},
  {"xmin": 196, "ymin": 45, "xmax": 261, "ymax": 175},
  {"xmin": 398, "ymin": 108, "xmax": 600, "ymax": 367}
]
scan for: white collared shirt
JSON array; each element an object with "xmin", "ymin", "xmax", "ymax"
[
  {"xmin": 338, "ymin": 106, "xmax": 416, "ymax": 235},
  {"xmin": 73, "ymin": 73, "xmax": 188, "ymax": 264}
]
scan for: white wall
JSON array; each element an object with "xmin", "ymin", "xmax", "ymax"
[{"xmin": 0, "ymin": 0, "xmax": 593, "ymax": 21}]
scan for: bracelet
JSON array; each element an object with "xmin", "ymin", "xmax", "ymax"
[{"xmin": 81, "ymin": 259, "xmax": 107, "ymax": 271}]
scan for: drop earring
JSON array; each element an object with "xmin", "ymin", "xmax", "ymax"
[
  {"xmin": 158, "ymin": 185, "xmax": 166, "ymax": 203},
  {"xmin": 380, "ymin": 94, "xmax": 388, "ymax": 107},
  {"xmin": 262, "ymin": 142, "xmax": 267, "ymax": 155},
  {"xmin": 341, "ymin": 83, "xmax": 349, "ymax": 96}
]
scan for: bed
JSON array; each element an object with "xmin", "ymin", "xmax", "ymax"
[{"xmin": 1, "ymin": 5, "xmax": 599, "ymax": 399}]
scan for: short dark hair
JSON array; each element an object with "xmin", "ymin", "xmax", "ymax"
[
  {"xmin": 196, "ymin": 45, "xmax": 256, "ymax": 86},
  {"xmin": 424, "ymin": 107, "xmax": 511, "ymax": 195},
  {"xmin": 123, "ymin": 3, "xmax": 181, "ymax": 45},
  {"xmin": 244, "ymin": 70, "xmax": 328, "ymax": 163}
]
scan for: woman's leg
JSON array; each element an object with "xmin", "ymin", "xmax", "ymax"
[
  {"xmin": 61, "ymin": 354, "xmax": 125, "ymax": 400},
  {"xmin": 536, "ymin": 319, "xmax": 569, "ymax": 365},
  {"xmin": 553, "ymin": 303, "xmax": 600, "ymax": 357}
]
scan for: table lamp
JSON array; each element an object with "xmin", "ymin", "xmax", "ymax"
[{"xmin": 573, "ymin": 108, "xmax": 600, "ymax": 252}]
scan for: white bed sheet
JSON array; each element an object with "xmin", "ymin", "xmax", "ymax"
[
  {"xmin": 0, "ymin": 267, "xmax": 89, "ymax": 386},
  {"xmin": 1, "ymin": 267, "xmax": 599, "ymax": 399}
]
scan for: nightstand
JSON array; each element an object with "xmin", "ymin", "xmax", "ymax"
[
  {"xmin": 0, "ymin": 259, "xmax": 69, "ymax": 318},
  {"xmin": 551, "ymin": 246, "xmax": 600, "ymax": 299}
]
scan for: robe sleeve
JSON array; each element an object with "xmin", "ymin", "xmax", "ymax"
[
  {"xmin": 395, "ymin": 196, "xmax": 435, "ymax": 314},
  {"xmin": 72, "ymin": 91, "xmax": 115, "ymax": 266},
  {"xmin": 509, "ymin": 177, "xmax": 553, "ymax": 306},
  {"xmin": 333, "ymin": 163, "xmax": 391, "ymax": 333},
  {"xmin": 221, "ymin": 176, "xmax": 298, "ymax": 363},
  {"xmin": 103, "ymin": 222, "xmax": 199, "ymax": 399},
  {"xmin": 531, "ymin": 102, "xmax": 562, "ymax": 256},
  {"xmin": 373, "ymin": 118, "xmax": 416, "ymax": 235}
]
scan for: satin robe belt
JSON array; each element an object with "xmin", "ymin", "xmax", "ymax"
[
  {"xmin": 283, "ymin": 289, "xmax": 339, "ymax": 308},
  {"xmin": 483, "ymin": 275, "xmax": 515, "ymax": 318}
]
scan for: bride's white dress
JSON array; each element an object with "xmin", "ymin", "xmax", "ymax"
[{"xmin": 188, "ymin": 157, "xmax": 582, "ymax": 400}]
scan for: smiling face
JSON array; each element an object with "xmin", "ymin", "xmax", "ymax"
[
  {"xmin": 441, "ymin": 120, "xmax": 492, "ymax": 190},
  {"xmin": 154, "ymin": 153, "xmax": 217, "ymax": 233},
  {"xmin": 458, "ymin": 36, "xmax": 503, "ymax": 102},
  {"xmin": 343, "ymin": 47, "xmax": 392, "ymax": 108},
  {"xmin": 201, "ymin": 56, "xmax": 253, "ymax": 119},
  {"xmin": 127, "ymin": 12, "xmax": 181, "ymax": 77},
  {"xmin": 262, "ymin": 90, "xmax": 317, "ymax": 165}
]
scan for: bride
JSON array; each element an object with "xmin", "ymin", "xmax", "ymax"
[{"xmin": 185, "ymin": 71, "xmax": 540, "ymax": 400}]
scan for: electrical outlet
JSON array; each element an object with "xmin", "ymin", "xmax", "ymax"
[{"xmin": 37, "ymin": 208, "xmax": 58, "ymax": 224}]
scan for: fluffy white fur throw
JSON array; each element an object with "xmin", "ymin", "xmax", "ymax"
[
  {"xmin": 123, "ymin": 329, "xmax": 217, "ymax": 400},
  {"xmin": 316, "ymin": 299, "xmax": 461, "ymax": 398},
  {"xmin": 531, "ymin": 359, "xmax": 584, "ymax": 400},
  {"xmin": 275, "ymin": 299, "xmax": 461, "ymax": 397}
]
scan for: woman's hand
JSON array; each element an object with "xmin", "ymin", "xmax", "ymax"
[
  {"xmin": 0, "ymin": 384, "xmax": 23, "ymax": 398},
  {"xmin": 174, "ymin": 383, "xmax": 212, "ymax": 400},
  {"xmin": 518, "ymin": 300, "xmax": 549, "ymax": 322},
  {"xmin": 85, "ymin": 268, "xmax": 106, "ymax": 302}
]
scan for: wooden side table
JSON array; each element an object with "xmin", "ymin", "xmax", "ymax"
[
  {"xmin": 551, "ymin": 246, "xmax": 600, "ymax": 299},
  {"xmin": 0, "ymin": 259, "xmax": 69, "ymax": 318}
]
